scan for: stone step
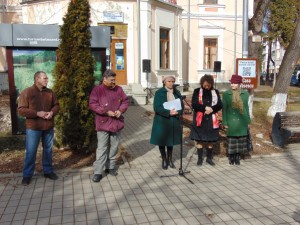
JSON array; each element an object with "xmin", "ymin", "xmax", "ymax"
[{"xmin": 121, "ymin": 84, "xmax": 148, "ymax": 105}]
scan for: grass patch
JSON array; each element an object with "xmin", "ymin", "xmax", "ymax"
[
  {"xmin": 254, "ymin": 86, "xmax": 300, "ymax": 98},
  {"xmin": 287, "ymin": 86, "xmax": 300, "ymax": 98},
  {"xmin": 252, "ymin": 100, "xmax": 300, "ymax": 127},
  {"xmin": 254, "ymin": 91, "xmax": 273, "ymax": 98},
  {"xmin": 286, "ymin": 102, "xmax": 300, "ymax": 111},
  {"xmin": 252, "ymin": 101, "xmax": 273, "ymax": 125}
]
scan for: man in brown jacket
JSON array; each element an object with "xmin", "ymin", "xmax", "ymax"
[{"xmin": 18, "ymin": 71, "xmax": 59, "ymax": 185}]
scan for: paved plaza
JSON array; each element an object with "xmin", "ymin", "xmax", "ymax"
[{"xmin": 0, "ymin": 105, "xmax": 299, "ymax": 225}]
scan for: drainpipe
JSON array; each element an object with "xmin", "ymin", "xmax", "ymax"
[
  {"xmin": 234, "ymin": 0, "xmax": 237, "ymax": 69},
  {"xmin": 242, "ymin": 0, "xmax": 248, "ymax": 58},
  {"xmin": 137, "ymin": 0, "xmax": 141, "ymax": 84},
  {"xmin": 243, "ymin": 0, "xmax": 254, "ymax": 118},
  {"xmin": 187, "ymin": 0, "xmax": 190, "ymax": 86}
]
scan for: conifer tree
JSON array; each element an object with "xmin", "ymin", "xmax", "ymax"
[{"xmin": 53, "ymin": 0, "xmax": 96, "ymax": 151}]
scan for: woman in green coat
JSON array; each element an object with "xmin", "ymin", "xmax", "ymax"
[
  {"xmin": 222, "ymin": 75, "xmax": 251, "ymax": 165},
  {"xmin": 150, "ymin": 76, "xmax": 183, "ymax": 170}
]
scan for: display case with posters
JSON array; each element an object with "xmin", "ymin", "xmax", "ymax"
[
  {"xmin": 1, "ymin": 24, "xmax": 110, "ymax": 134},
  {"xmin": 8, "ymin": 48, "xmax": 105, "ymax": 134}
]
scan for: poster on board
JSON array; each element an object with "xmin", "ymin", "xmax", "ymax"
[{"xmin": 236, "ymin": 58, "xmax": 258, "ymax": 89}]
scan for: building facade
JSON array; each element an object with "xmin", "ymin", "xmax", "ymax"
[
  {"xmin": 1, "ymin": 0, "xmax": 183, "ymax": 90},
  {"xmin": 261, "ymin": 38, "xmax": 285, "ymax": 75},
  {"xmin": 178, "ymin": 0, "xmax": 254, "ymax": 89},
  {"xmin": 1, "ymin": 0, "xmax": 258, "ymax": 93}
]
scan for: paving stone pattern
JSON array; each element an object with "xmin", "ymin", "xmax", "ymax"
[{"xmin": 0, "ymin": 105, "xmax": 299, "ymax": 225}]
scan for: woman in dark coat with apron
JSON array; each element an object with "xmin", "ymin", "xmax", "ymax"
[
  {"xmin": 190, "ymin": 74, "xmax": 222, "ymax": 166},
  {"xmin": 150, "ymin": 76, "xmax": 184, "ymax": 170},
  {"xmin": 222, "ymin": 75, "xmax": 251, "ymax": 165}
]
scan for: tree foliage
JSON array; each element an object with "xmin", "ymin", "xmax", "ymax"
[
  {"xmin": 53, "ymin": 0, "xmax": 96, "ymax": 151},
  {"xmin": 268, "ymin": 0, "xmax": 300, "ymax": 48}
]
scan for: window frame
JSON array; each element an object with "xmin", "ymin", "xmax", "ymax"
[
  {"xmin": 159, "ymin": 28, "xmax": 170, "ymax": 69},
  {"xmin": 203, "ymin": 38, "xmax": 218, "ymax": 70}
]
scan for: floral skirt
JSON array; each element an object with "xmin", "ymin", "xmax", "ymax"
[{"xmin": 227, "ymin": 136, "xmax": 248, "ymax": 154}]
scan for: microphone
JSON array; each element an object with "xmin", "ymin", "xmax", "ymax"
[
  {"xmin": 172, "ymin": 84, "xmax": 180, "ymax": 89},
  {"xmin": 172, "ymin": 84, "xmax": 186, "ymax": 99}
]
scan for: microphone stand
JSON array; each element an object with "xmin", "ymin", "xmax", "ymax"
[
  {"xmin": 160, "ymin": 86, "xmax": 194, "ymax": 184},
  {"xmin": 143, "ymin": 72, "xmax": 154, "ymax": 104}
]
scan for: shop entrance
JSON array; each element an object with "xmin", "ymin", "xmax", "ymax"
[{"xmin": 110, "ymin": 39, "xmax": 127, "ymax": 85}]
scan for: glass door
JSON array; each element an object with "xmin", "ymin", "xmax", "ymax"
[{"xmin": 110, "ymin": 39, "xmax": 127, "ymax": 85}]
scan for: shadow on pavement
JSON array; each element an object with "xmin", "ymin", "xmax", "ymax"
[{"xmin": 121, "ymin": 105, "xmax": 192, "ymax": 170}]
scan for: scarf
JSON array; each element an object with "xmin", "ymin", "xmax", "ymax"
[
  {"xmin": 232, "ymin": 88, "xmax": 243, "ymax": 114},
  {"xmin": 165, "ymin": 86, "xmax": 175, "ymax": 102},
  {"xmin": 196, "ymin": 88, "xmax": 219, "ymax": 128}
]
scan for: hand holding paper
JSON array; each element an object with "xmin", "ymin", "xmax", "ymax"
[
  {"xmin": 163, "ymin": 98, "xmax": 182, "ymax": 111},
  {"xmin": 170, "ymin": 109, "xmax": 179, "ymax": 116}
]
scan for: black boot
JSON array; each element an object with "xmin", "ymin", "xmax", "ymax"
[
  {"xmin": 234, "ymin": 153, "xmax": 240, "ymax": 165},
  {"xmin": 167, "ymin": 147, "xmax": 176, "ymax": 169},
  {"xmin": 229, "ymin": 154, "xmax": 235, "ymax": 165},
  {"xmin": 197, "ymin": 148, "xmax": 203, "ymax": 166},
  {"xmin": 159, "ymin": 146, "xmax": 168, "ymax": 170},
  {"xmin": 206, "ymin": 148, "xmax": 215, "ymax": 166}
]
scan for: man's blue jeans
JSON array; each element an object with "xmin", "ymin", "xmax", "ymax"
[{"xmin": 23, "ymin": 128, "xmax": 54, "ymax": 178}]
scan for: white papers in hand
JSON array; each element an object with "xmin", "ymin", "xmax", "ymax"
[{"xmin": 163, "ymin": 98, "xmax": 182, "ymax": 111}]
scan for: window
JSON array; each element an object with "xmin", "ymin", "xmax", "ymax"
[
  {"xmin": 160, "ymin": 28, "xmax": 170, "ymax": 69},
  {"xmin": 204, "ymin": 0, "xmax": 218, "ymax": 4},
  {"xmin": 204, "ymin": 38, "xmax": 218, "ymax": 70}
]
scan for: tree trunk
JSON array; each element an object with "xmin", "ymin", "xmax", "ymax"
[
  {"xmin": 248, "ymin": 0, "xmax": 270, "ymax": 59},
  {"xmin": 247, "ymin": 0, "xmax": 270, "ymax": 119},
  {"xmin": 266, "ymin": 41, "xmax": 272, "ymax": 86},
  {"xmin": 267, "ymin": 17, "xmax": 300, "ymax": 117}
]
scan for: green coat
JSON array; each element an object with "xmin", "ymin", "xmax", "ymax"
[
  {"xmin": 222, "ymin": 89, "xmax": 251, "ymax": 136},
  {"xmin": 150, "ymin": 87, "xmax": 184, "ymax": 146}
]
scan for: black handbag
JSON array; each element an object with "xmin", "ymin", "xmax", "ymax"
[{"xmin": 247, "ymin": 128, "xmax": 253, "ymax": 152}]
